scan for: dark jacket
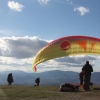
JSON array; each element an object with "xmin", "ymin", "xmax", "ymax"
[
  {"xmin": 82, "ymin": 64, "xmax": 93, "ymax": 76},
  {"xmin": 35, "ymin": 77, "xmax": 40, "ymax": 83},
  {"xmin": 7, "ymin": 73, "xmax": 13, "ymax": 83}
]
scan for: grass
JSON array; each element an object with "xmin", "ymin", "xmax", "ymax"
[{"xmin": 0, "ymin": 85, "xmax": 100, "ymax": 100}]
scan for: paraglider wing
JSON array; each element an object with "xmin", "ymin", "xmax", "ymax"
[{"xmin": 33, "ymin": 36, "xmax": 100, "ymax": 71}]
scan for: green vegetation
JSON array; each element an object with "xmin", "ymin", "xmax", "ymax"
[{"xmin": 0, "ymin": 85, "xmax": 100, "ymax": 100}]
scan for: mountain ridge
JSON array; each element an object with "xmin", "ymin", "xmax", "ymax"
[{"xmin": 0, "ymin": 70, "xmax": 100, "ymax": 86}]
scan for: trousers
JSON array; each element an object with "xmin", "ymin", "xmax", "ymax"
[{"xmin": 83, "ymin": 75, "xmax": 91, "ymax": 90}]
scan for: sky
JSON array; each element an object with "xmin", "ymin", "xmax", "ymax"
[{"xmin": 0, "ymin": 0, "xmax": 100, "ymax": 73}]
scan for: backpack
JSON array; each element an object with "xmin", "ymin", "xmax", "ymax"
[{"xmin": 60, "ymin": 83, "xmax": 79, "ymax": 92}]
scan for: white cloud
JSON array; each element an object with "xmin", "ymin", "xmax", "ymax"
[
  {"xmin": 8, "ymin": 1, "xmax": 24, "ymax": 12},
  {"xmin": 0, "ymin": 36, "xmax": 49, "ymax": 72},
  {"xmin": 66, "ymin": 0, "xmax": 73, "ymax": 4},
  {"xmin": 38, "ymin": 0, "xmax": 50, "ymax": 5},
  {"xmin": 0, "ymin": 64, "xmax": 33, "ymax": 73},
  {"xmin": 0, "ymin": 30, "xmax": 19, "ymax": 36},
  {"xmin": 35, "ymin": 55, "xmax": 98, "ymax": 72},
  {"xmin": 0, "ymin": 36, "xmax": 48, "ymax": 58},
  {"xmin": 0, "ymin": 36, "xmax": 99, "ymax": 73},
  {"xmin": 74, "ymin": 6, "xmax": 90, "ymax": 15}
]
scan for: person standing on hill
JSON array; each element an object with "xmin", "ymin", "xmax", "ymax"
[
  {"xmin": 79, "ymin": 71, "xmax": 84, "ymax": 85},
  {"xmin": 82, "ymin": 61, "xmax": 93, "ymax": 91},
  {"xmin": 35, "ymin": 77, "xmax": 40, "ymax": 86},
  {"xmin": 7, "ymin": 73, "xmax": 14, "ymax": 86}
]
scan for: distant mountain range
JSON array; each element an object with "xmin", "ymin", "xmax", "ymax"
[{"xmin": 0, "ymin": 70, "xmax": 100, "ymax": 86}]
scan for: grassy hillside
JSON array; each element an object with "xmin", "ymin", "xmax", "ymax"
[{"xmin": 0, "ymin": 85, "xmax": 100, "ymax": 100}]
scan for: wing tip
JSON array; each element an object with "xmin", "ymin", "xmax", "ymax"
[{"xmin": 33, "ymin": 66, "xmax": 37, "ymax": 72}]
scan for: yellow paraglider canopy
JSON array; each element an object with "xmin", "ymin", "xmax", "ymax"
[{"xmin": 32, "ymin": 36, "xmax": 100, "ymax": 71}]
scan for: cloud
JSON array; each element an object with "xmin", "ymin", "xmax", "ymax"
[
  {"xmin": 38, "ymin": 0, "xmax": 50, "ymax": 5},
  {"xmin": 0, "ymin": 36, "xmax": 48, "ymax": 59},
  {"xmin": 55, "ymin": 0, "xmax": 73, "ymax": 5},
  {"xmin": 55, "ymin": 1, "xmax": 90, "ymax": 16},
  {"xmin": 0, "ymin": 64, "xmax": 32, "ymax": 73},
  {"xmin": 0, "ymin": 36, "xmax": 48, "ymax": 72},
  {"xmin": 74, "ymin": 6, "xmax": 90, "ymax": 15},
  {"xmin": 47, "ymin": 55, "xmax": 97, "ymax": 67},
  {"xmin": 35, "ymin": 55, "xmax": 98, "ymax": 72},
  {"xmin": 66, "ymin": 0, "xmax": 73, "ymax": 4},
  {"xmin": 0, "ymin": 36, "xmax": 99, "ymax": 73},
  {"xmin": 0, "ymin": 30, "xmax": 19, "ymax": 35},
  {"xmin": 8, "ymin": 1, "xmax": 24, "ymax": 12},
  {"xmin": 0, "ymin": 30, "xmax": 10, "ymax": 34}
]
